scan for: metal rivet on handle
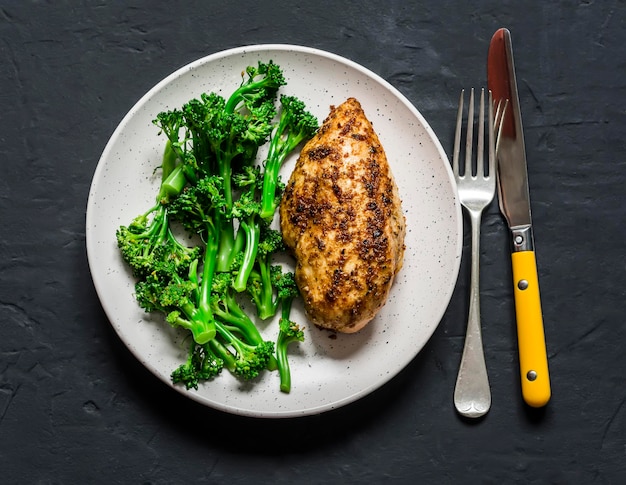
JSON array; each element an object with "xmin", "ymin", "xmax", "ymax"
[
  {"xmin": 518, "ymin": 279, "xmax": 529, "ymax": 290},
  {"xmin": 527, "ymin": 370, "xmax": 537, "ymax": 381}
]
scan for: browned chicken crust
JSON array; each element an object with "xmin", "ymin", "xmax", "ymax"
[{"xmin": 279, "ymin": 98, "xmax": 406, "ymax": 333}]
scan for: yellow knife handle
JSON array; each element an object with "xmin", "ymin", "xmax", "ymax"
[{"xmin": 511, "ymin": 250, "xmax": 551, "ymax": 407}]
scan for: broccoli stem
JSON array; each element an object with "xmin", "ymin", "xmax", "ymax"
[
  {"xmin": 212, "ymin": 302, "xmax": 258, "ymax": 344},
  {"xmin": 259, "ymin": 95, "xmax": 318, "ymax": 220},
  {"xmin": 166, "ymin": 307, "xmax": 214, "ymax": 345},
  {"xmin": 161, "ymin": 140, "xmax": 178, "ymax": 181},
  {"xmin": 232, "ymin": 224, "xmax": 246, "ymax": 258},
  {"xmin": 256, "ymin": 261, "xmax": 278, "ymax": 320},
  {"xmin": 259, "ymin": 130, "xmax": 310, "ymax": 220},
  {"xmin": 211, "ymin": 289, "xmax": 278, "ymax": 372},
  {"xmin": 224, "ymin": 79, "xmax": 270, "ymax": 114},
  {"xmin": 172, "ymin": 223, "xmax": 219, "ymax": 345},
  {"xmin": 213, "ymin": 320, "xmax": 273, "ymax": 380},
  {"xmin": 216, "ymin": 221, "xmax": 236, "ymax": 273},
  {"xmin": 259, "ymin": 170, "xmax": 281, "ymax": 220},
  {"xmin": 187, "ymin": 258, "xmax": 200, "ymax": 303},
  {"xmin": 127, "ymin": 203, "xmax": 165, "ymax": 239},
  {"xmin": 259, "ymin": 119, "xmax": 290, "ymax": 220},
  {"xmin": 198, "ymin": 226, "xmax": 219, "ymax": 322},
  {"xmin": 215, "ymin": 154, "xmax": 237, "ymax": 273},
  {"xmin": 219, "ymin": 155, "xmax": 234, "ymax": 210},
  {"xmin": 276, "ymin": 298, "xmax": 297, "ymax": 393},
  {"xmin": 159, "ymin": 164, "xmax": 188, "ymax": 201},
  {"xmin": 276, "ymin": 336, "xmax": 292, "ymax": 393},
  {"xmin": 208, "ymin": 338, "xmax": 237, "ymax": 373},
  {"xmin": 232, "ymin": 218, "xmax": 260, "ymax": 292},
  {"xmin": 127, "ymin": 204, "xmax": 168, "ymax": 254}
]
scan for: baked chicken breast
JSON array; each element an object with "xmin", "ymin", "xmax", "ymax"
[{"xmin": 279, "ymin": 98, "xmax": 406, "ymax": 333}]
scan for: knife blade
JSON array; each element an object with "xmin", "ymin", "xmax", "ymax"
[{"xmin": 487, "ymin": 27, "xmax": 551, "ymax": 408}]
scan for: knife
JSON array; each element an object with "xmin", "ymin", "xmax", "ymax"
[{"xmin": 487, "ymin": 28, "xmax": 551, "ymax": 408}]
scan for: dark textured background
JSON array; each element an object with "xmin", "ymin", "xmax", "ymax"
[{"xmin": 1, "ymin": 1, "xmax": 625, "ymax": 483}]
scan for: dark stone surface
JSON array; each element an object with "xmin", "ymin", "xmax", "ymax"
[{"xmin": 1, "ymin": 1, "xmax": 625, "ymax": 482}]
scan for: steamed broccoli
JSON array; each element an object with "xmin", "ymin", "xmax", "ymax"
[
  {"xmin": 115, "ymin": 139, "xmax": 196, "ymax": 279},
  {"xmin": 213, "ymin": 322, "xmax": 275, "ymax": 380},
  {"xmin": 119, "ymin": 60, "xmax": 313, "ymax": 392},
  {"xmin": 276, "ymin": 311, "xmax": 305, "ymax": 393},
  {"xmin": 245, "ymin": 226, "xmax": 286, "ymax": 320},
  {"xmin": 259, "ymin": 94, "xmax": 319, "ymax": 220},
  {"xmin": 134, "ymin": 253, "xmax": 216, "ymax": 345},
  {"xmin": 230, "ymin": 166, "xmax": 263, "ymax": 292},
  {"xmin": 224, "ymin": 60, "xmax": 285, "ymax": 113},
  {"xmin": 171, "ymin": 339, "xmax": 226, "ymax": 390},
  {"xmin": 116, "ymin": 139, "xmax": 211, "ymax": 346},
  {"xmin": 180, "ymin": 101, "xmax": 269, "ymax": 270},
  {"xmin": 271, "ymin": 269, "xmax": 303, "ymax": 393}
]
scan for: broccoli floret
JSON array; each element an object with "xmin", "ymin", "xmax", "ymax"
[
  {"xmin": 237, "ymin": 101, "xmax": 278, "ymax": 169},
  {"xmin": 134, "ymin": 251, "xmax": 216, "ymax": 346},
  {"xmin": 215, "ymin": 322, "xmax": 275, "ymax": 380},
  {"xmin": 272, "ymin": 269, "xmax": 299, "ymax": 308},
  {"xmin": 224, "ymin": 60, "xmax": 286, "ymax": 113},
  {"xmin": 117, "ymin": 205, "xmax": 203, "ymax": 282},
  {"xmin": 171, "ymin": 339, "xmax": 225, "ymax": 390},
  {"xmin": 116, "ymin": 202, "xmax": 167, "ymax": 274},
  {"xmin": 153, "ymin": 109, "xmax": 185, "ymax": 148},
  {"xmin": 168, "ymin": 175, "xmax": 226, "ymax": 238}
]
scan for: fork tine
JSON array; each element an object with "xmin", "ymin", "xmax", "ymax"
[
  {"xmin": 477, "ymin": 88, "xmax": 485, "ymax": 177},
  {"xmin": 452, "ymin": 89, "xmax": 464, "ymax": 175},
  {"xmin": 464, "ymin": 88, "xmax": 474, "ymax": 177},
  {"xmin": 488, "ymin": 90, "xmax": 495, "ymax": 179}
]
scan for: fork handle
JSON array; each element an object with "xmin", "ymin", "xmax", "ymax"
[
  {"xmin": 511, "ymin": 250, "xmax": 551, "ymax": 408},
  {"xmin": 454, "ymin": 211, "xmax": 491, "ymax": 418}
]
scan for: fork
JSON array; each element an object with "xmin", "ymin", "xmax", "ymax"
[{"xmin": 452, "ymin": 88, "xmax": 503, "ymax": 419}]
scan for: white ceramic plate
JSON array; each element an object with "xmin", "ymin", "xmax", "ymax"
[{"xmin": 86, "ymin": 45, "xmax": 462, "ymax": 418}]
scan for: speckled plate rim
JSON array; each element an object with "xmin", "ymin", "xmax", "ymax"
[{"xmin": 86, "ymin": 44, "xmax": 462, "ymax": 418}]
